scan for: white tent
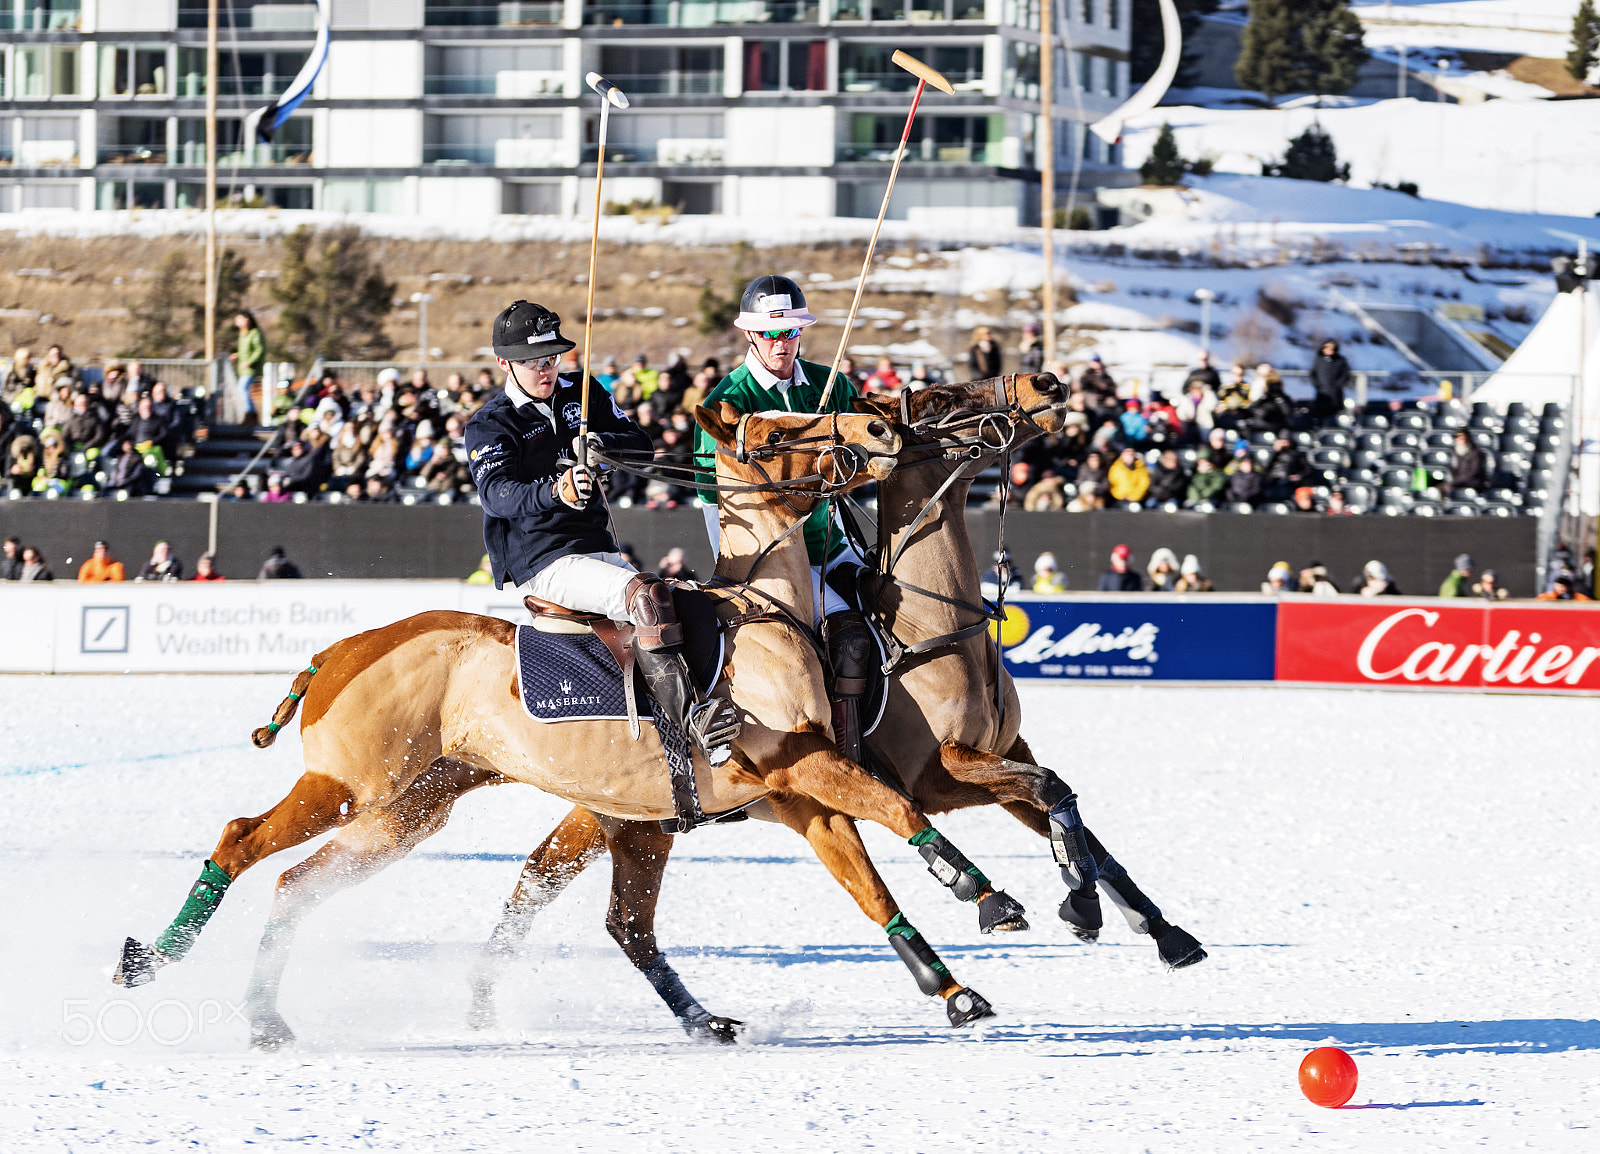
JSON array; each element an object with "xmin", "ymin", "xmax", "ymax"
[{"xmin": 1472, "ymin": 288, "xmax": 1600, "ymax": 514}]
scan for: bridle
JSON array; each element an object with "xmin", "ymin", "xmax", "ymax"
[{"xmin": 839, "ymin": 374, "xmax": 1064, "ymax": 724}]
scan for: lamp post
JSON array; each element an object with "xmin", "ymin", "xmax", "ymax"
[
  {"xmin": 1195, "ymin": 287, "xmax": 1215, "ymax": 355},
  {"xmin": 410, "ymin": 292, "xmax": 434, "ymax": 365}
]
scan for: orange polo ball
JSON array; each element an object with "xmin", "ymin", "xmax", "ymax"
[{"xmin": 1298, "ymin": 1047, "xmax": 1359, "ymax": 1108}]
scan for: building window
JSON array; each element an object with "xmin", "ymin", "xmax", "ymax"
[
  {"xmin": 15, "ymin": 45, "xmax": 81, "ymax": 98},
  {"xmin": 744, "ymin": 40, "xmax": 827, "ymax": 92},
  {"xmin": 503, "ymin": 181, "xmax": 563, "ymax": 214},
  {"xmin": 175, "ymin": 116, "xmax": 312, "ymax": 165},
  {"xmin": 97, "ymin": 180, "xmax": 166, "ymax": 211},
  {"xmin": 324, "ymin": 179, "xmax": 406, "ymax": 213},
  {"xmin": 1108, "ymin": 0, "xmax": 1119, "ymax": 28},
  {"xmin": 426, "ymin": 114, "xmax": 563, "ymax": 166},
  {"xmin": 18, "ymin": 0, "xmax": 80, "ymax": 31},
  {"xmin": 20, "ymin": 116, "xmax": 79, "ymax": 166},
  {"xmin": 595, "ymin": 111, "xmax": 723, "ymax": 164},
  {"xmin": 425, "ymin": 44, "xmax": 564, "ymax": 97},
  {"xmin": 598, "ymin": 46, "xmax": 723, "ymax": 96},
  {"xmin": 178, "ymin": 0, "xmax": 317, "ymax": 29},
  {"xmin": 427, "ymin": 0, "xmax": 562, "ymax": 26},
  {"xmin": 102, "ymin": 117, "xmax": 168, "ymax": 165},
  {"xmin": 840, "ymin": 43, "xmax": 983, "ymax": 92},
  {"xmin": 583, "ymin": 1, "xmax": 815, "ymax": 27},
  {"xmin": 1079, "ymin": 0, "xmax": 1093, "ymax": 23},
  {"xmin": 846, "ymin": 112, "xmax": 1000, "ymax": 163},
  {"xmin": 100, "ymin": 46, "xmax": 170, "ymax": 98},
  {"xmin": 176, "ymin": 48, "xmax": 310, "ymax": 99},
  {"xmin": 1002, "ymin": 0, "xmax": 1037, "ymax": 31},
  {"xmin": 661, "ymin": 180, "xmax": 720, "ymax": 215},
  {"xmin": 21, "ymin": 181, "xmax": 78, "ymax": 209},
  {"xmin": 1006, "ymin": 41, "xmax": 1039, "ymax": 99}
]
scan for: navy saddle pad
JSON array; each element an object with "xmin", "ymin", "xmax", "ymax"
[{"xmin": 515, "ymin": 588, "xmax": 723, "ymax": 723}]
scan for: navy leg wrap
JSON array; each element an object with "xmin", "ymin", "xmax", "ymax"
[
  {"xmin": 641, "ymin": 956, "xmax": 711, "ymax": 1026},
  {"xmin": 1048, "ymin": 795, "xmax": 1099, "ymax": 891},
  {"xmin": 1098, "ymin": 854, "xmax": 1162, "ymax": 935}
]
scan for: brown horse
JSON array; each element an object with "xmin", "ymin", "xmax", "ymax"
[
  {"xmin": 467, "ymin": 373, "xmax": 1203, "ymax": 1027},
  {"xmin": 115, "ymin": 404, "xmax": 1011, "ymax": 1046}
]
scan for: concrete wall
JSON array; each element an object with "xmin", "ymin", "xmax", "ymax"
[{"xmin": 0, "ymin": 503, "xmax": 1537, "ymax": 596}]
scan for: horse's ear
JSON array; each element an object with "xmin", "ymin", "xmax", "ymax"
[
  {"xmin": 852, "ymin": 396, "xmax": 896, "ymax": 419},
  {"xmin": 695, "ymin": 402, "xmax": 737, "ymax": 444}
]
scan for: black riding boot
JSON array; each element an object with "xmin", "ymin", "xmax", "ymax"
[
  {"xmin": 826, "ymin": 610, "xmax": 874, "ymax": 764},
  {"xmin": 627, "ymin": 574, "xmax": 740, "ymax": 764}
]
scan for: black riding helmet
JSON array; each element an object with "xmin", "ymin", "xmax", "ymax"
[
  {"xmin": 492, "ymin": 300, "xmax": 576, "ymax": 360},
  {"xmin": 734, "ymin": 275, "xmax": 817, "ymax": 332}
]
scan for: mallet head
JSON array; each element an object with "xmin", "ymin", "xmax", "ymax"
[
  {"xmin": 891, "ymin": 50, "xmax": 954, "ymax": 95},
  {"xmin": 585, "ymin": 72, "xmax": 630, "ymax": 109}
]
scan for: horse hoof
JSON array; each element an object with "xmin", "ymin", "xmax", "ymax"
[
  {"xmin": 1058, "ymin": 889, "xmax": 1103, "ymax": 942},
  {"xmin": 250, "ymin": 1013, "xmax": 296, "ymax": 1051},
  {"xmin": 945, "ymin": 988, "xmax": 995, "ymax": 1028},
  {"xmin": 978, "ymin": 890, "xmax": 1028, "ymax": 934},
  {"xmin": 113, "ymin": 937, "xmax": 158, "ymax": 988},
  {"xmin": 685, "ymin": 1016, "xmax": 742, "ymax": 1045},
  {"xmin": 1157, "ymin": 925, "xmax": 1207, "ymax": 971}
]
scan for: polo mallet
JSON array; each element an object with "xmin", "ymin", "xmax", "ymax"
[
  {"xmin": 578, "ymin": 72, "xmax": 629, "ymax": 467},
  {"xmin": 817, "ymin": 50, "xmax": 952, "ymax": 411}
]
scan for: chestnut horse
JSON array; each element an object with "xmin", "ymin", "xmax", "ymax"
[
  {"xmin": 468, "ymin": 373, "xmax": 1203, "ymax": 1029},
  {"xmin": 114, "ymin": 405, "xmax": 1011, "ymax": 1046}
]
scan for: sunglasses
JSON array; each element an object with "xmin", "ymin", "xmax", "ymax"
[
  {"xmin": 757, "ymin": 327, "xmax": 802, "ymax": 342},
  {"xmin": 513, "ymin": 355, "xmax": 561, "ymax": 370}
]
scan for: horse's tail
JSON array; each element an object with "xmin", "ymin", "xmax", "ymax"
[{"xmin": 251, "ymin": 661, "xmax": 323, "ymax": 748}]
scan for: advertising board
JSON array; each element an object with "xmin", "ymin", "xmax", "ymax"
[
  {"xmin": 1276, "ymin": 600, "xmax": 1600, "ymax": 691},
  {"xmin": 999, "ymin": 595, "xmax": 1278, "ymax": 682}
]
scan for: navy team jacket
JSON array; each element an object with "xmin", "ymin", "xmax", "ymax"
[{"xmin": 464, "ymin": 373, "xmax": 653, "ymax": 587}]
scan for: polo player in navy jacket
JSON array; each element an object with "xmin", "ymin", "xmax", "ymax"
[{"xmin": 464, "ymin": 300, "xmax": 739, "ymax": 763}]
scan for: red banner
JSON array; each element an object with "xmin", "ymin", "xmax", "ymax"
[{"xmin": 1277, "ymin": 599, "xmax": 1600, "ymax": 691}]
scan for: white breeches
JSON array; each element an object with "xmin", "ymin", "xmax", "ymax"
[{"xmin": 516, "ymin": 552, "xmax": 638, "ymax": 622}]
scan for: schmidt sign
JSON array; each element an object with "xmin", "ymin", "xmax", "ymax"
[{"xmin": 998, "ymin": 595, "xmax": 1277, "ymax": 683}]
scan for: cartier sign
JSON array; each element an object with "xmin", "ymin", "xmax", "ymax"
[{"xmin": 1277, "ymin": 601, "xmax": 1600, "ymax": 691}]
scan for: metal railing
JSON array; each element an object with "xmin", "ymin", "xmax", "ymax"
[
  {"xmin": 584, "ymin": 1, "xmax": 819, "ymax": 25},
  {"xmin": 595, "ymin": 72, "xmax": 723, "ymax": 95},
  {"xmin": 426, "ymin": 1, "xmax": 563, "ymax": 24},
  {"xmin": 837, "ymin": 141, "xmax": 1002, "ymax": 163}
]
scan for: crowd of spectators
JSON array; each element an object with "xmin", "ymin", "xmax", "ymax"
[
  {"xmin": 0, "ymin": 534, "xmax": 303, "ymax": 582},
  {"xmin": 2, "ymin": 345, "xmax": 200, "ymax": 498}
]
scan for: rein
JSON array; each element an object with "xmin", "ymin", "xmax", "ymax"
[{"xmin": 864, "ymin": 376, "xmax": 1060, "ymax": 697}]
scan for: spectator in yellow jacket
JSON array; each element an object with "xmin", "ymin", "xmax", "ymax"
[{"xmin": 1108, "ymin": 445, "xmax": 1150, "ymax": 504}]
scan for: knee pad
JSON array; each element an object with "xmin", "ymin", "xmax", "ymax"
[
  {"xmin": 625, "ymin": 574, "xmax": 682, "ymax": 650},
  {"xmin": 826, "ymin": 611, "xmax": 873, "ymax": 697}
]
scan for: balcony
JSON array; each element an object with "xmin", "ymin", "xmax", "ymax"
[
  {"xmin": 838, "ymin": 69, "xmax": 984, "ymax": 93},
  {"xmin": 837, "ymin": 141, "xmax": 1003, "ymax": 164},
  {"xmin": 426, "ymin": 0, "xmax": 563, "ymax": 24},
  {"xmin": 600, "ymin": 72, "xmax": 723, "ymax": 95},
  {"xmin": 424, "ymin": 139, "xmax": 565, "ymax": 166},
  {"xmin": 17, "ymin": 141, "xmax": 80, "ymax": 166},
  {"xmin": 15, "ymin": 1, "xmax": 81, "ymax": 30},
  {"xmin": 585, "ymin": 1, "xmax": 818, "ymax": 26},
  {"xmin": 656, "ymin": 137, "xmax": 724, "ymax": 164},
  {"xmin": 423, "ymin": 71, "xmax": 567, "ymax": 97},
  {"xmin": 98, "ymin": 146, "xmax": 168, "ymax": 165}
]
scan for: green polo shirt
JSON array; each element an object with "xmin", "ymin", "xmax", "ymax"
[{"xmin": 693, "ymin": 357, "xmax": 858, "ymax": 565}]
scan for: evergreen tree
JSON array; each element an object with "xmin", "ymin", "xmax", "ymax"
[
  {"xmin": 1130, "ymin": 0, "xmax": 1220, "ymax": 88},
  {"xmin": 270, "ymin": 225, "xmax": 395, "ymax": 367},
  {"xmin": 1569, "ymin": 0, "xmax": 1600, "ymax": 82},
  {"xmin": 1235, "ymin": 0, "xmax": 1367, "ymax": 103},
  {"xmin": 1262, "ymin": 122, "xmax": 1349, "ymax": 182},
  {"xmin": 131, "ymin": 251, "xmax": 197, "ymax": 358},
  {"xmin": 1140, "ymin": 123, "xmax": 1189, "ymax": 185}
]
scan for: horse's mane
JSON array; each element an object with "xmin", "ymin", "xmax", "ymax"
[{"xmin": 904, "ymin": 377, "xmax": 999, "ymax": 423}]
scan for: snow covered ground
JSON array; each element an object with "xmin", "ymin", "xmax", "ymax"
[
  {"xmin": 1121, "ymin": 98, "xmax": 1600, "ymax": 219},
  {"xmin": 1353, "ymin": 0, "xmax": 1576, "ymax": 57},
  {"xmin": 3, "ymin": 676, "xmax": 1598, "ymax": 1151}
]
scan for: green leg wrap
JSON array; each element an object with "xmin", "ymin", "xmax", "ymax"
[
  {"xmin": 885, "ymin": 912, "xmax": 951, "ymax": 996},
  {"xmin": 153, "ymin": 860, "xmax": 233, "ymax": 960},
  {"xmin": 908, "ymin": 826, "xmax": 990, "ymax": 902}
]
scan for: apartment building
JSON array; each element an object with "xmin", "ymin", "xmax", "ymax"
[{"xmin": 0, "ymin": 0, "xmax": 1130, "ymax": 225}]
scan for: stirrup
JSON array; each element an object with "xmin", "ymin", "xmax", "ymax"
[{"xmin": 687, "ymin": 698, "xmax": 740, "ymax": 765}]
